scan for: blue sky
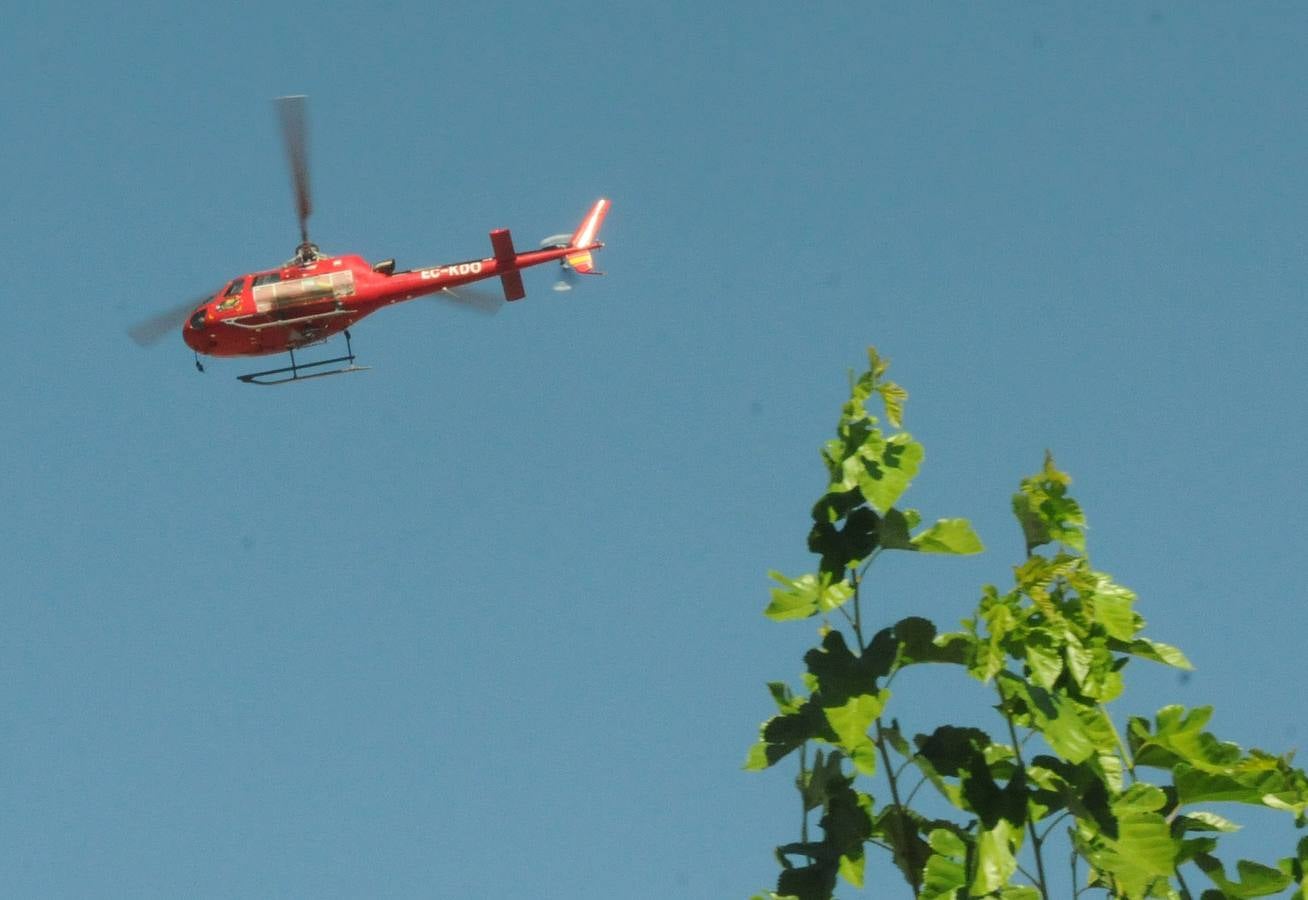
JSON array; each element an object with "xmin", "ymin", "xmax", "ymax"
[{"xmin": 2, "ymin": 3, "xmax": 1306, "ymax": 897}]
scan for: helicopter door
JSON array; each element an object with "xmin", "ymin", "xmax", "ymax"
[{"xmin": 253, "ymin": 270, "xmax": 356, "ymax": 314}]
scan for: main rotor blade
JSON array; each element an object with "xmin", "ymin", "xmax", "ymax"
[
  {"xmin": 128, "ymin": 296, "xmax": 207, "ymax": 347},
  {"xmin": 275, "ymin": 95, "xmax": 313, "ymax": 245}
]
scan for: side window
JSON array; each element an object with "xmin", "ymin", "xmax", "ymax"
[
  {"xmin": 216, "ymin": 276, "xmax": 249, "ymax": 312},
  {"xmin": 252, "ymin": 272, "xmax": 282, "ymax": 287}
]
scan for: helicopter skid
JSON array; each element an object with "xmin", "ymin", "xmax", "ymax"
[{"xmin": 237, "ymin": 353, "xmax": 369, "ymax": 386}]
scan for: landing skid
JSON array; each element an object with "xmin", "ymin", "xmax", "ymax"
[{"xmin": 236, "ymin": 331, "xmax": 370, "ymax": 386}]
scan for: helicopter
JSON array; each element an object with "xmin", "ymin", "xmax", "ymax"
[{"xmin": 130, "ymin": 96, "xmax": 610, "ymax": 385}]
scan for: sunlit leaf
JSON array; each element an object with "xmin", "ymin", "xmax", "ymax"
[
  {"xmin": 837, "ymin": 852, "xmax": 865, "ymax": 890},
  {"xmin": 1121, "ymin": 637, "xmax": 1194, "ymax": 670},
  {"xmin": 824, "ymin": 693, "xmax": 883, "ymax": 775},
  {"xmin": 768, "ymin": 682, "xmax": 802, "ymax": 715},
  {"xmin": 972, "ymin": 819, "xmax": 1020, "ymax": 895},
  {"xmin": 765, "ymin": 570, "xmax": 854, "ymax": 621},
  {"xmin": 744, "ymin": 741, "xmax": 771, "ymax": 772},
  {"xmin": 1131, "ymin": 706, "xmax": 1247, "ymax": 772},
  {"xmin": 1024, "ymin": 629, "xmax": 1064, "ymax": 690},
  {"xmin": 1090, "ymin": 585, "xmax": 1139, "ymax": 641},
  {"xmin": 920, "ymin": 828, "xmax": 968, "ymax": 899},
  {"xmin": 1177, "ymin": 811, "xmax": 1242, "ymax": 833},
  {"xmin": 856, "ymin": 435, "xmax": 925, "ymax": 514},
  {"xmin": 999, "ymin": 673, "xmax": 1115, "ymax": 763},
  {"xmin": 999, "ymin": 887, "xmax": 1042, "ymax": 900},
  {"xmin": 1112, "ymin": 782, "xmax": 1168, "ymax": 814},
  {"xmin": 911, "ymin": 518, "xmax": 985, "ymax": 555},
  {"xmin": 1080, "ymin": 811, "xmax": 1178, "ymax": 898},
  {"xmin": 1174, "ymin": 764, "xmax": 1288, "ymax": 806},
  {"xmin": 1012, "ymin": 452, "xmax": 1086, "ymax": 555},
  {"xmin": 1195, "ymin": 854, "xmax": 1292, "ymax": 897}
]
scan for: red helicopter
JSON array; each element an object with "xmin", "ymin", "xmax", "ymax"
[{"xmin": 130, "ymin": 96, "xmax": 610, "ymax": 384}]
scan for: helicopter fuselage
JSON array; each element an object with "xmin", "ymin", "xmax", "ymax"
[{"xmin": 182, "ymin": 232, "xmax": 597, "ymax": 358}]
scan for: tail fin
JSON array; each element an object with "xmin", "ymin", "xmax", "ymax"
[{"xmin": 565, "ymin": 198, "xmax": 610, "ymax": 275}]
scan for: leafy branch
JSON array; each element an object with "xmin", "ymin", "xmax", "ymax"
[{"xmin": 748, "ymin": 347, "xmax": 1308, "ymax": 900}]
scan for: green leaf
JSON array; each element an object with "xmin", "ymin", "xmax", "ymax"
[
  {"xmin": 824, "ymin": 693, "xmax": 884, "ymax": 775},
  {"xmin": 776, "ymin": 863, "xmax": 836, "ymax": 900},
  {"xmin": 765, "ymin": 570, "xmax": 854, "ymax": 621},
  {"xmin": 1079, "ymin": 811, "xmax": 1178, "ymax": 898},
  {"xmin": 1011, "ymin": 453, "xmax": 1086, "ymax": 555},
  {"xmin": 1090, "ymin": 585, "xmax": 1139, "ymax": 641},
  {"xmin": 808, "ymin": 505, "xmax": 880, "ymax": 575},
  {"xmin": 798, "ymin": 750, "xmax": 846, "ymax": 813},
  {"xmin": 1121, "ymin": 637, "xmax": 1194, "ymax": 670},
  {"xmin": 1131, "ymin": 706, "xmax": 1264, "ymax": 775},
  {"xmin": 744, "ymin": 741, "xmax": 771, "ymax": 771},
  {"xmin": 837, "ymin": 852, "xmax": 865, "ymax": 891},
  {"xmin": 1194, "ymin": 854, "xmax": 1292, "ymax": 898},
  {"xmin": 804, "ymin": 630, "xmax": 881, "ymax": 704},
  {"xmin": 767, "ymin": 682, "xmax": 802, "ymax": 714},
  {"xmin": 999, "ymin": 673, "xmax": 1116, "ymax": 763},
  {"xmin": 916, "ymin": 725, "xmax": 993, "ymax": 778},
  {"xmin": 910, "ymin": 518, "xmax": 985, "ymax": 555},
  {"xmin": 1113, "ymin": 782, "xmax": 1169, "ymax": 814},
  {"xmin": 862, "ymin": 346, "xmax": 907, "ymax": 427},
  {"xmin": 885, "ymin": 616, "xmax": 971, "ymax": 668},
  {"xmin": 823, "ymin": 780, "xmax": 874, "ymax": 888},
  {"xmin": 972, "ymin": 818, "xmax": 1020, "ymax": 895},
  {"xmin": 754, "ymin": 700, "xmax": 838, "ymax": 768},
  {"xmin": 1174, "ymin": 763, "xmax": 1288, "ymax": 806},
  {"xmin": 855, "ymin": 434, "xmax": 924, "ymax": 514},
  {"xmin": 1023, "ymin": 629, "xmax": 1064, "ymax": 690},
  {"xmin": 998, "ymin": 887, "xmax": 1042, "ymax": 900},
  {"xmin": 1177, "ymin": 811, "xmax": 1241, "ymax": 833},
  {"xmin": 873, "ymin": 806, "xmax": 933, "ymax": 893},
  {"xmin": 878, "ymin": 507, "xmax": 916, "ymax": 550},
  {"xmin": 920, "ymin": 828, "xmax": 968, "ymax": 899},
  {"xmin": 1276, "ymin": 835, "xmax": 1308, "ymax": 897}
]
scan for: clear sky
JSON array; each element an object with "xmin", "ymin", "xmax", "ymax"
[{"xmin": 2, "ymin": 3, "xmax": 1306, "ymax": 897}]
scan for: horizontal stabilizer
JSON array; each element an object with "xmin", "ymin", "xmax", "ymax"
[
  {"xmin": 489, "ymin": 228, "xmax": 526, "ymax": 301},
  {"xmin": 499, "ymin": 270, "xmax": 525, "ymax": 301}
]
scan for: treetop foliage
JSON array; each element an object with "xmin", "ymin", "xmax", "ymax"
[{"xmin": 749, "ymin": 348, "xmax": 1308, "ymax": 900}]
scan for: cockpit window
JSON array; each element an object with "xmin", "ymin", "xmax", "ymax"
[
  {"xmin": 252, "ymin": 272, "xmax": 282, "ymax": 287},
  {"xmin": 223, "ymin": 278, "xmax": 245, "ymax": 297}
]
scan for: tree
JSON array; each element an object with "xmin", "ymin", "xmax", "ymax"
[{"xmin": 748, "ymin": 348, "xmax": 1308, "ymax": 899}]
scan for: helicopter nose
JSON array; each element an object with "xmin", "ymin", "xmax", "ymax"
[{"xmin": 182, "ymin": 308, "xmax": 208, "ymax": 350}]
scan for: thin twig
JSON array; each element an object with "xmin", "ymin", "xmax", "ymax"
[
  {"xmin": 876, "ymin": 718, "xmax": 922, "ymax": 897},
  {"xmin": 996, "ymin": 680, "xmax": 1051, "ymax": 900}
]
